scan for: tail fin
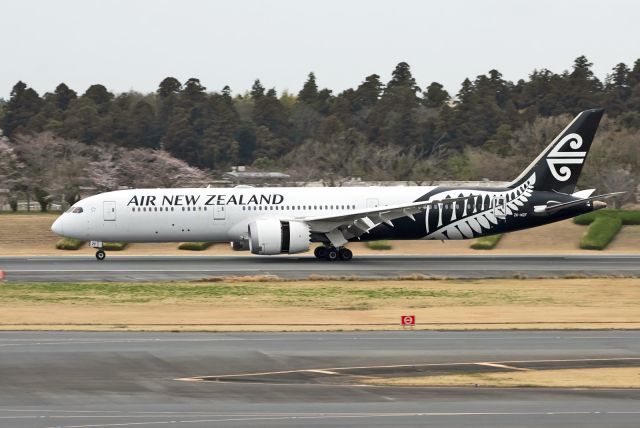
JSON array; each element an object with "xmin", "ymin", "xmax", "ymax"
[{"xmin": 507, "ymin": 108, "xmax": 604, "ymax": 194}]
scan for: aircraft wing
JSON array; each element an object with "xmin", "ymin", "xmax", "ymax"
[
  {"xmin": 541, "ymin": 192, "xmax": 625, "ymax": 214},
  {"xmin": 297, "ymin": 195, "xmax": 471, "ymax": 246}
]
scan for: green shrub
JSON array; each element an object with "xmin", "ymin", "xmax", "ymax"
[
  {"xmin": 579, "ymin": 216, "xmax": 623, "ymax": 250},
  {"xmin": 103, "ymin": 242, "xmax": 127, "ymax": 251},
  {"xmin": 55, "ymin": 238, "xmax": 85, "ymax": 250},
  {"xmin": 178, "ymin": 242, "xmax": 213, "ymax": 251},
  {"xmin": 574, "ymin": 209, "xmax": 640, "ymax": 225},
  {"xmin": 366, "ymin": 240, "xmax": 393, "ymax": 250},
  {"xmin": 470, "ymin": 234, "xmax": 503, "ymax": 250}
]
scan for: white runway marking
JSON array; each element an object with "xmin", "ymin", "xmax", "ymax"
[
  {"xmin": 475, "ymin": 362, "xmax": 532, "ymax": 371},
  {"xmin": 306, "ymin": 369, "xmax": 340, "ymax": 375},
  {"xmin": 177, "ymin": 356, "xmax": 640, "ymax": 381},
  {"xmin": 41, "ymin": 411, "xmax": 640, "ymax": 428}
]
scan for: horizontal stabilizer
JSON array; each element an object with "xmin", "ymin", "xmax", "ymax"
[{"xmin": 543, "ymin": 192, "xmax": 625, "ymax": 213}]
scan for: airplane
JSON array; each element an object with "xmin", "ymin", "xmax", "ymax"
[{"xmin": 51, "ymin": 108, "xmax": 621, "ymax": 261}]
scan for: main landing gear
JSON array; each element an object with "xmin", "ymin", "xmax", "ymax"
[
  {"xmin": 314, "ymin": 246, "xmax": 353, "ymax": 261},
  {"xmin": 95, "ymin": 249, "xmax": 106, "ymax": 261}
]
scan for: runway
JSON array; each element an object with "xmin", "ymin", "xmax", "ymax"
[
  {"xmin": 0, "ymin": 330, "xmax": 639, "ymax": 427},
  {"xmin": 1, "ymin": 254, "xmax": 640, "ymax": 281}
]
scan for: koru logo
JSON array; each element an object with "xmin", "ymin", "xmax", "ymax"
[{"xmin": 546, "ymin": 133, "xmax": 586, "ymax": 182}]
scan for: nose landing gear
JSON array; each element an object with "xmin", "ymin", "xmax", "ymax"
[
  {"xmin": 314, "ymin": 246, "xmax": 353, "ymax": 261},
  {"xmin": 95, "ymin": 249, "xmax": 106, "ymax": 261}
]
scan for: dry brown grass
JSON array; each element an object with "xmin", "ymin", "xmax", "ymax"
[
  {"xmin": 1, "ymin": 278, "xmax": 640, "ymax": 331},
  {"xmin": 365, "ymin": 367, "xmax": 640, "ymax": 388}
]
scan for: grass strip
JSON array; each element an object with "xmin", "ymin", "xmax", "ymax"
[
  {"xmin": 178, "ymin": 242, "xmax": 213, "ymax": 251},
  {"xmin": 574, "ymin": 209, "xmax": 640, "ymax": 225},
  {"xmin": 366, "ymin": 240, "xmax": 393, "ymax": 250},
  {"xmin": 55, "ymin": 238, "xmax": 85, "ymax": 250},
  {"xmin": 103, "ymin": 242, "xmax": 127, "ymax": 251},
  {"xmin": 470, "ymin": 234, "xmax": 503, "ymax": 250},
  {"xmin": 579, "ymin": 216, "xmax": 623, "ymax": 250}
]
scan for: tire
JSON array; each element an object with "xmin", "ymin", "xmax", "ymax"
[
  {"xmin": 327, "ymin": 248, "xmax": 338, "ymax": 261},
  {"xmin": 339, "ymin": 248, "xmax": 353, "ymax": 261},
  {"xmin": 315, "ymin": 246, "xmax": 328, "ymax": 259},
  {"xmin": 95, "ymin": 250, "xmax": 106, "ymax": 261}
]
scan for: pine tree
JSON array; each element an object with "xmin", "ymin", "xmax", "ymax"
[
  {"xmin": 83, "ymin": 84, "xmax": 114, "ymax": 113},
  {"xmin": 387, "ymin": 62, "xmax": 420, "ymax": 93},
  {"xmin": 53, "ymin": 83, "xmax": 77, "ymax": 110},
  {"xmin": 298, "ymin": 72, "xmax": 319, "ymax": 105},
  {"xmin": 157, "ymin": 77, "xmax": 182, "ymax": 97},
  {"xmin": 423, "ymin": 82, "xmax": 450, "ymax": 108},
  {"xmin": 251, "ymin": 79, "xmax": 265, "ymax": 99},
  {"xmin": 353, "ymin": 74, "xmax": 383, "ymax": 109},
  {"xmin": 2, "ymin": 81, "xmax": 43, "ymax": 136}
]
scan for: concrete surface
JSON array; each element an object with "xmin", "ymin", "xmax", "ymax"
[
  {"xmin": 0, "ymin": 330, "xmax": 639, "ymax": 427},
  {"xmin": 1, "ymin": 254, "xmax": 639, "ymax": 281}
]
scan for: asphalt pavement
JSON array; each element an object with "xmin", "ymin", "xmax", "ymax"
[
  {"xmin": 1, "ymin": 254, "xmax": 639, "ymax": 281},
  {"xmin": 0, "ymin": 330, "xmax": 639, "ymax": 427}
]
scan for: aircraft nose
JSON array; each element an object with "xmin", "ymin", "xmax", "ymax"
[{"xmin": 51, "ymin": 217, "xmax": 64, "ymax": 236}]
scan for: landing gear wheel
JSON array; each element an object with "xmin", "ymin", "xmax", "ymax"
[
  {"xmin": 95, "ymin": 249, "xmax": 106, "ymax": 261},
  {"xmin": 338, "ymin": 247, "xmax": 353, "ymax": 261},
  {"xmin": 314, "ymin": 246, "xmax": 328, "ymax": 259},
  {"xmin": 327, "ymin": 247, "xmax": 338, "ymax": 261}
]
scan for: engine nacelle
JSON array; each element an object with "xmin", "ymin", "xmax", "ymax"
[{"xmin": 248, "ymin": 219, "xmax": 310, "ymax": 255}]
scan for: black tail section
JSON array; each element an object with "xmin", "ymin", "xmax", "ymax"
[{"xmin": 508, "ymin": 109, "xmax": 604, "ymax": 194}]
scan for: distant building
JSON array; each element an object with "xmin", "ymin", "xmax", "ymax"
[{"xmin": 223, "ymin": 166, "xmax": 290, "ymax": 186}]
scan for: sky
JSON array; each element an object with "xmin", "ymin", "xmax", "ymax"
[{"xmin": 2, "ymin": 0, "xmax": 640, "ymax": 99}]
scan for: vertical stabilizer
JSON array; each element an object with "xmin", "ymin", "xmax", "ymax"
[{"xmin": 508, "ymin": 108, "xmax": 604, "ymax": 194}]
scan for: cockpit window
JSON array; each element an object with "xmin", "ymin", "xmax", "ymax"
[{"xmin": 67, "ymin": 207, "xmax": 83, "ymax": 214}]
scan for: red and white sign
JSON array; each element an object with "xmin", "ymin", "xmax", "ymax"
[{"xmin": 401, "ymin": 315, "xmax": 415, "ymax": 326}]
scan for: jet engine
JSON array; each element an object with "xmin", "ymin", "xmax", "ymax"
[{"xmin": 248, "ymin": 219, "xmax": 311, "ymax": 255}]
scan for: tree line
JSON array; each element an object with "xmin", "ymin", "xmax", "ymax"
[{"xmin": 1, "ymin": 55, "xmax": 639, "ymax": 208}]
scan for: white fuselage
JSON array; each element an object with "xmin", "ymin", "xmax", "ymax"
[{"xmin": 52, "ymin": 186, "xmax": 435, "ymax": 243}]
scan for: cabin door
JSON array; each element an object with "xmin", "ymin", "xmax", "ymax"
[
  {"xmin": 213, "ymin": 205, "xmax": 226, "ymax": 221},
  {"xmin": 103, "ymin": 201, "xmax": 116, "ymax": 221}
]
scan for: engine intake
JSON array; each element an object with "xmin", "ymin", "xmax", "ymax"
[{"xmin": 248, "ymin": 219, "xmax": 310, "ymax": 255}]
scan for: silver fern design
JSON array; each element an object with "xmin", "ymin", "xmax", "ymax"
[{"xmin": 423, "ymin": 173, "xmax": 536, "ymax": 240}]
